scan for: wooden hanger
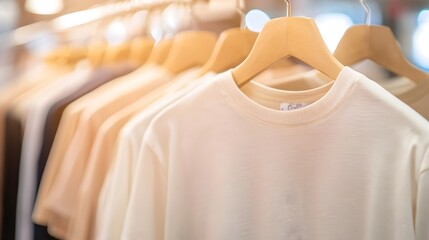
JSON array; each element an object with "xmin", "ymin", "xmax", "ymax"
[
  {"xmin": 129, "ymin": 37, "xmax": 155, "ymax": 66},
  {"xmin": 195, "ymin": 0, "xmax": 258, "ymax": 77},
  {"xmin": 197, "ymin": 28, "xmax": 258, "ymax": 77},
  {"xmin": 103, "ymin": 42, "xmax": 132, "ymax": 65},
  {"xmin": 43, "ymin": 46, "xmax": 68, "ymax": 65},
  {"xmin": 162, "ymin": 31, "xmax": 217, "ymax": 74},
  {"xmin": 87, "ymin": 41, "xmax": 107, "ymax": 67},
  {"xmin": 334, "ymin": 26, "xmax": 428, "ymax": 83},
  {"xmin": 145, "ymin": 39, "xmax": 174, "ymax": 65},
  {"xmin": 232, "ymin": 0, "xmax": 344, "ymax": 87},
  {"xmin": 65, "ymin": 46, "xmax": 87, "ymax": 65},
  {"xmin": 335, "ymin": 0, "xmax": 427, "ymax": 83}
]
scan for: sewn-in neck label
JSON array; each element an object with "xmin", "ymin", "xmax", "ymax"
[{"xmin": 280, "ymin": 102, "xmax": 310, "ymax": 111}]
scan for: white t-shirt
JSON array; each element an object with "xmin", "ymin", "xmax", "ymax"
[
  {"xmin": 122, "ymin": 67, "xmax": 429, "ymax": 240},
  {"xmin": 95, "ymin": 72, "xmax": 216, "ymax": 240}
]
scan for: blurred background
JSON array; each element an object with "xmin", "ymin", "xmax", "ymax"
[{"xmin": 0, "ymin": 0, "xmax": 428, "ymax": 87}]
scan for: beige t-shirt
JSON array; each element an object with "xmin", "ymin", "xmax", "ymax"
[
  {"xmin": 32, "ymin": 64, "xmax": 160, "ymax": 225},
  {"xmin": 42, "ymin": 65, "xmax": 175, "ymax": 238},
  {"xmin": 122, "ymin": 67, "xmax": 429, "ymax": 240},
  {"xmin": 65, "ymin": 68, "xmax": 201, "ymax": 240}
]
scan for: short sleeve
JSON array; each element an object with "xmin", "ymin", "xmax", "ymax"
[
  {"xmin": 416, "ymin": 164, "xmax": 429, "ymax": 240},
  {"xmin": 416, "ymin": 148, "xmax": 429, "ymax": 240},
  {"xmin": 95, "ymin": 135, "xmax": 135, "ymax": 240},
  {"xmin": 121, "ymin": 142, "xmax": 167, "ymax": 240}
]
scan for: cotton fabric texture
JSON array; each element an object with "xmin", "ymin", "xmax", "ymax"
[{"xmin": 122, "ymin": 67, "xmax": 429, "ymax": 240}]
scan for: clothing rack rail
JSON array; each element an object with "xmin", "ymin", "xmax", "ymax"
[{"xmin": 0, "ymin": 0, "xmax": 198, "ymax": 50}]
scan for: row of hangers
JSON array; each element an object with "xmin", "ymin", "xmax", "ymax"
[
  {"xmin": 43, "ymin": 0, "xmax": 428, "ymax": 90},
  {"xmin": 44, "ymin": 0, "xmax": 227, "ymax": 70},
  {"xmin": 43, "ymin": 0, "xmax": 249, "ymax": 73},
  {"xmin": 232, "ymin": 0, "xmax": 428, "ymax": 87}
]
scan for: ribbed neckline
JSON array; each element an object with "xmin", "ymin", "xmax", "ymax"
[{"xmin": 218, "ymin": 67, "xmax": 360, "ymax": 126}]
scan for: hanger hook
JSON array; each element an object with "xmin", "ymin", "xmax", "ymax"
[
  {"xmin": 359, "ymin": 0, "xmax": 371, "ymax": 25},
  {"xmin": 187, "ymin": 0, "xmax": 199, "ymax": 28},
  {"xmin": 236, "ymin": 0, "xmax": 246, "ymax": 29},
  {"xmin": 284, "ymin": 0, "xmax": 291, "ymax": 17}
]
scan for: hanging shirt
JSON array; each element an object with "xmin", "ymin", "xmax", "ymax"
[
  {"xmin": 95, "ymin": 72, "xmax": 215, "ymax": 240},
  {"xmin": 392, "ymin": 79, "xmax": 429, "ymax": 120},
  {"xmin": 0, "ymin": 64, "xmax": 42, "ymax": 237},
  {"xmin": 66, "ymin": 67, "xmax": 201, "ymax": 240},
  {"xmin": 122, "ymin": 67, "xmax": 429, "ymax": 240},
  {"xmin": 42, "ymin": 65, "xmax": 174, "ymax": 238},
  {"xmin": 30, "ymin": 62, "xmax": 136, "ymax": 240},
  {"xmin": 32, "ymin": 63, "xmax": 147, "ymax": 228},
  {"xmin": 15, "ymin": 62, "xmax": 92, "ymax": 240},
  {"xmin": 2, "ymin": 111, "xmax": 24, "ymax": 240},
  {"xmin": 342, "ymin": 60, "xmax": 429, "ymax": 120},
  {"xmin": 0, "ymin": 64, "xmax": 73, "ymax": 240},
  {"xmin": 96, "ymin": 68, "xmax": 330, "ymax": 240}
]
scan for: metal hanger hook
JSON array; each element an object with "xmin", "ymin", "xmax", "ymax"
[
  {"xmin": 359, "ymin": 0, "xmax": 371, "ymax": 25},
  {"xmin": 236, "ymin": 0, "xmax": 246, "ymax": 29},
  {"xmin": 284, "ymin": 0, "xmax": 291, "ymax": 17}
]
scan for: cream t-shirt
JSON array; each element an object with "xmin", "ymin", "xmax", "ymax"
[
  {"xmin": 95, "ymin": 72, "xmax": 215, "ymax": 240},
  {"xmin": 122, "ymin": 67, "xmax": 429, "ymax": 240}
]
